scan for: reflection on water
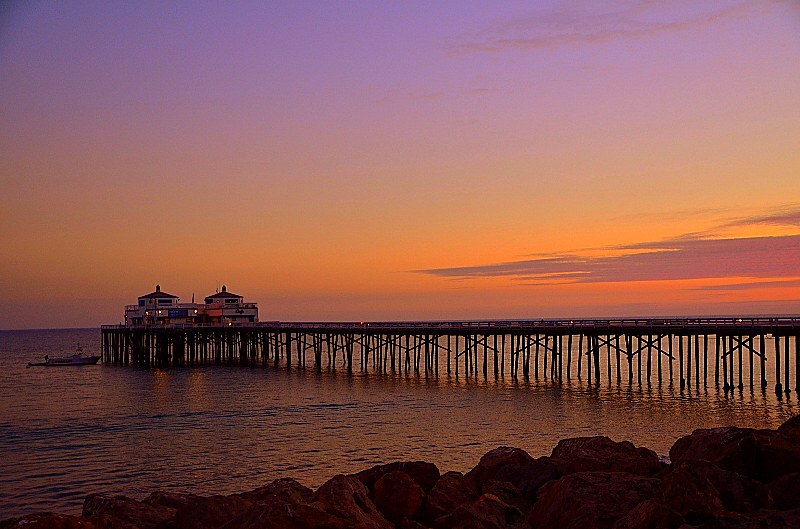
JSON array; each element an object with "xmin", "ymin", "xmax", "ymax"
[{"xmin": 0, "ymin": 329, "xmax": 797, "ymax": 519}]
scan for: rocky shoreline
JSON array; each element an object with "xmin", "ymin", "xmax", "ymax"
[{"xmin": 4, "ymin": 416, "xmax": 800, "ymax": 529}]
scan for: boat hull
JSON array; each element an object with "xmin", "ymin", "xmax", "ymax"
[{"xmin": 27, "ymin": 356, "xmax": 101, "ymax": 367}]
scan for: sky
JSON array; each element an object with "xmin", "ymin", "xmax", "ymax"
[{"xmin": 1, "ymin": 0, "xmax": 799, "ymax": 329}]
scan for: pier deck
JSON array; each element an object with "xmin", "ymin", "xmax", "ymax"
[{"xmin": 101, "ymin": 317, "xmax": 800, "ymax": 394}]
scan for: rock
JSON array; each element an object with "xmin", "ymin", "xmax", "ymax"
[
  {"xmin": 83, "ymin": 493, "xmax": 176, "ymax": 529},
  {"xmin": 226, "ymin": 476, "xmax": 389, "ymax": 529},
  {"xmin": 777, "ymin": 414, "xmax": 800, "ymax": 442},
  {"xmin": 658, "ymin": 461, "xmax": 725, "ymax": 524},
  {"xmin": 0, "ymin": 513, "xmax": 99, "ymax": 529},
  {"xmin": 748, "ymin": 508, "xmax": 800, "ymax": 528},
  {"xmin": 669, "ymin": 426, "xmax": 800, "ymax": 483},
  {"xmin": 659, "ymin": 459, "xmax": 772, "ymax": 520},
  {"xmin": 161, "ymin": 494, "xmax": 253, "ymax": 529},
  {"xmin": 551, "ymin": 436, "xmax": 660, "ymax": 477},
  {"xmin": 399, "ymin": 520, "xmax": 432, "ymax": 529},
  {"xmin": 314, "ymin": 474, "xmax": 393, "ymax": 529},
  {"xmin": 143, "ymin": 491, "xmax": 198, "ymax": 510},
  {"xmin": 373, "ymin": 470, "xmax": 425, "ymax": 524},
  {"xmin": 768, "ymin": 473, "xmax": 800, "ymax": 510},
  {"xmin": 611, "ymin": 499, "xmax": 684, "ymax": 529},
  {"xmin": 527, "ymin": 472, "xmax": 659, "ymax": 529},
  {"xmin": 480, "ymin": 480, "xmax": 528, "ymax": 514},
  {"xmin": 224, "ymin": 496, "xmax": 345, "ymax": 529},
  {"xmin": 354, "ymin": 461, "xmax": 440, "ymax": 493},
  {"xmin": 241, "ymin": 478, "xmax": 315, "ymax": 505},
  {"xmin": 155, "ymin": 480, "xmax": 315, "ymax": 529},
  {"xmin": 437, "ymin": 493, "xmax": 527, "ymax": 529},
  {"xmin": 222, "ymin": 481, "xmax": 343, "ymax": 529},
  {"xmin": 421, "ymin": 472, "xmax": 478, "ymax": 525},
  {"xmin": 464, "ymin": 447, "xmax": 560, "ymax": 499},
  {"xmin": 685, "ymin": 508, "xmax": 800, "ymax": 528}
]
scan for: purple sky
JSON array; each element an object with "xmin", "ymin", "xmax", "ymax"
[{"xmin": 1, "ymin": 1, "xmax": 799, "ymax": 328}]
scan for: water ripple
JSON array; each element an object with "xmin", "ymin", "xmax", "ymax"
[{"xmin": 1, "ymin": 328, "xmax": 798, "ymax": 520}]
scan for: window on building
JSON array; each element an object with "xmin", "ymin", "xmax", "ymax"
[
  {"xmin": 225, "ymin": 299, "xmax": 239, "ymax": 304},
  {"xmin": 158, "ymin": 299, "xmax": 173, "ymax": 305},
  {"xmin": 139, "ymin": 300, "xmax": 145, "ymax": 306}
]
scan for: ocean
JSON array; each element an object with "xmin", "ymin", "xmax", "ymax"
[{"xmin": 1, "ymin": 327, "xmax": 797, "ymax": 520}]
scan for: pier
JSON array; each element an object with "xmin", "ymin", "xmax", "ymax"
[{"xmin": 101, "ymin": 317, "xmax": 800, "ymax": 394}]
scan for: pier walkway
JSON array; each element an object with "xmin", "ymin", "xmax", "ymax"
[{"xmin": 101, "ymin": 317, "xmax": 800, "ymax": 394}]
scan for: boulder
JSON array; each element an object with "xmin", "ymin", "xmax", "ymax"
[
  {"xmin": 241, "ymin": 478, "xmax": 315, "ymax": 505},
  {"xmin": 610, "ymin": 499, "xmax": 684, "ymax": 529},
  {"xmin": 768, "ymin": 473, "xmax": 800, "ymax": 511},
  {"xmin": 669, "ymin": 426, "xmax": 800, "ymax": 483},
  {"xmin": 83, "ymin": 493, "xmax": 176, "ymax": 529},
  {"xmin": 223, "ymin": 496, "xmax": 346, "ymax": 529},
  {"xmin": 143, "ymin": 491, "xmax": 198, "ymax": 511},
  {"xmin": 421, "ymin": 472, "xmax": 478, "ymax": 525},
  {"xmin": 161, "ymin": 494, "xmax": 253, "ymax": 529},
  {"xmin": 550, "ymin": 436, "xmax": 660, "ymax": 477},
  {"xmin": 480, "ymin": 480, "xmax": 528, "ymax": 514},
  {"xmin": 354, "ymin": 461, "xmax": 440, "ymax": 493},
  {"xmin": 658, "ymin": 460, "xmax": 772, "ymax": 524},
  {"xmin": 399, "ymin": 520, "xmax": 432, "ymax": 529},
  {"xmin": 161, "ymin": 480, "xmax": 316, "ymax": 529},
  {"xmin": 658, "ymin": 462, "xmax": 725, "ymax": 524},
  {"xmin": 373, "ymin": 470, "xmax": 425, "ymax": 524},
  {"xmin": 222, "ymin": 479, "xmax": 341, "ymax": 529},
  {"xmin": 0, "ymin": 513, "xmax": 99, "ymax": 529},
  {"xmin": 314, "ymin": 474, "xmax": 393, "ymax": 529},
  {"xmin": 777, "ymin": 414, "xmax": 800, "ymax": 443},
  {"xmin": 464, "ymin": 447, "xmax": 560, "ymax": 499},
  {"xmin": 527, "ymin": 472, "xmax": 659, "ymax": 529},
  {"xmin": 683, "ymin": 508, "xmax": 800, "ymax": 528},
  {"xmin": 747, "ymin": 508, "xmax": 800, "ymax": 527},
  {"xmin": 437, "ymin": 493, "xmax": 527, "ymax": 529}
]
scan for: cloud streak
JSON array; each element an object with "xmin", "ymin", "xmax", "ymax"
[
  {"xmin": 448, "ymin": 1, "xmax": 764, "ymax": 55},
  {"xmin": 695, "ymin": 279, "xmax": 800, "ymax": 291},
  {"xmin": 418, "ymin": 234, "xmax": 800, "ymax": 284},
  {"xmin": 723, "ymin": 205, "xmax": 800, "ymax": 228}
]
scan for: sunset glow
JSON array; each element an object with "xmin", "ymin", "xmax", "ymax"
[{"xmin": 1, "ymin": 1, "xmax": 799, "ymax": 328}]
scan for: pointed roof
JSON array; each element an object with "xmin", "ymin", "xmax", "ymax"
[
  {"xmin": 138, "ymin": 284, "xmax": 179, "ymax": 299},
  {"xmin": 204, "ymin": 285, "xmax": 242, "ymax": 300}
]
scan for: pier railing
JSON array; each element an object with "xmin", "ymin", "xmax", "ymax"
[{"xmin": 102, "ymin": 316, "xmax": 800, "ymax": 330}]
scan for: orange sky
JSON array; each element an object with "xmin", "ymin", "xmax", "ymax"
[{"xmin": 1, "ymin": 1, "xmax": 799, "ymax": 329}]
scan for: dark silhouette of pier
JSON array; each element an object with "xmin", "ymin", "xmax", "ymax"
[{"xmin": 101, "ymin": 317, "xmax": 800, "ymax": 394}]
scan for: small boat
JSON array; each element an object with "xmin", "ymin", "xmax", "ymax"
[{"xmin": 27, "ymin": 345, "xmax": 101, "ymax": 368}]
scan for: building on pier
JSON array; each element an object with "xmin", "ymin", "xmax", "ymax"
[{"xmin": 124, "ymin": 284, "xmax": 258, "ymax": 326}]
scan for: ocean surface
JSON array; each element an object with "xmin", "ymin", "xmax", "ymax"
[{"xmin": 1, "ymin": 328, "xmax": 798, "ymax": 520}]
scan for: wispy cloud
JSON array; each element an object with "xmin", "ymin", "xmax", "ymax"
[
  {"xmin": 418, "ymin": 235, "xmax": 800, "ymax": 283},
  {"xmin": 695, "ymin": 279, "xmax": 800, "ymax": 291},
  {"xmin": 417, "ymin": 234, "xmax": 800, "ymax": 284},
  {"xmin": 723, "ymin": 205, "xmax": 800, "ymax": 228},
  {"xmin": 448, "ymin": 1, "xmax": 767, "ymax": 55}
]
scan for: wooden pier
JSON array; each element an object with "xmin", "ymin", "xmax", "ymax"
[{"xmin": 101, "ymin": 317, "xmax": 800, "ymax": 394}]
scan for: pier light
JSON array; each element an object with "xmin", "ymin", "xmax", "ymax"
[
  {"xmin": 737, "ymin": 318, "xmax": 743, "ymax": 323},
  {"xmin": 145, "ymin": 311, "xmax": 149, "ymax": 316},
  {"xmin": 194, "ymin": 309, "xmax": 198, "ymax": 314},
  {"xmin": 158, "ymin": 310, "xmax": 162, "ymax": 315}
]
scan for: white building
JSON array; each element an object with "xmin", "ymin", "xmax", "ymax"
[{"xmin": 124, "ymin": 284, "xmax": 258, "ymax": 326}]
